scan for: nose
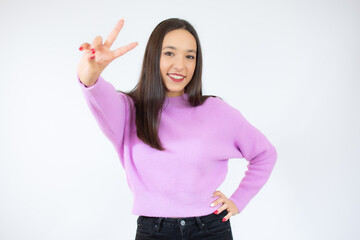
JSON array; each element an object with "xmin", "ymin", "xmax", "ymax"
[{"xmin": 173, "ymin": 55, "xmax": 185, "ymax": 71}]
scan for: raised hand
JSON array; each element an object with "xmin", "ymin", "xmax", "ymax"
[{"xmin": 77, "ymin": 19, "xmax": 138, "ymax": 86}]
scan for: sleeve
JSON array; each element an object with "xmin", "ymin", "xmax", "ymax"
[
  {"xmin": 222, "ymin": 100, "xmax": 277, "ymax": 215},
  {"xmin": 77, "ymin": 74, "xmax": 127, "ymax": 149}
]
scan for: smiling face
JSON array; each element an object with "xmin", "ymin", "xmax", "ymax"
[{"xmin": 160, "ymin": 29, "xmax": 197, "ymax": 97}]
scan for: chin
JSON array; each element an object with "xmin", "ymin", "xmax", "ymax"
[{"xmin": 166, "ymin": 86, "xmax": 184, "ymax": 93}]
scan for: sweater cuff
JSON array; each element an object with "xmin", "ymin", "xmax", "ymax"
[{"xmin": 229, "ymin": 196, "xmax": 249, "ymax": 215}]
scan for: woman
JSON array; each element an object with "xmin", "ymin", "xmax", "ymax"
[{"xmin": 77, "ymin": 18, "xmax": 277, "ymax": 240}]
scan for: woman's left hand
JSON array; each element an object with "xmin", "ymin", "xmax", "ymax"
[{"xmin": 210, "ymin": 190, "xmax": 239, "ymax": 221}]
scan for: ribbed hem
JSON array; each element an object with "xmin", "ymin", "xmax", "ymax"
[{"xmin": 131, "ymin": 189, "xmax": 220, "ymax": 218}]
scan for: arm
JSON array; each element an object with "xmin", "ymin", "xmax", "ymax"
[
  {"xmin": 226, "ymin": 104, "xmax": 277, "ymax": 214},
  {"xmin": 77, "ymin": 74, "xmax": 127, "ymax": 148}
]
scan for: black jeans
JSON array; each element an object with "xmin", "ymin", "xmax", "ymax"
[{"xmin": 135, "ymin": 209, "xmax": 233, "ymax": 240}]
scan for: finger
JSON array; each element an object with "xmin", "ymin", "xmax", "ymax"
[
  {"xmin": 91, "ymin": 35, "xmax": 103, "ymax": 51},
  {"xmin": 113, "ymin": 42, "xmax": 138, "ymax": 59},
  {"xmin": 78, "ymin": 42, "xmax": 95, "ymax": 61},
  {"xmin": 213, "ymin": 201, "xmax": 227, "ymax": 213},
  {"xmin": 222, "ymin": 211, "xmax": 233, "ymax": 222},
  {"xmin": 104, "ymin": 19, "xmax": 125, "ymax": 48},
  {"xmin": 210, "ymin": 197, "xmax": 224, "ymax": 208},
  {"xmin": 212, "ymin": 190, "xmax": 221, "ymax": 197},
  {"xmin": 211, "ymin": 191, "xmax": 223, "ymax": 203},
  {"xmin": 79, "ymin": 43, "xmax": 91, "ymax": 51}
]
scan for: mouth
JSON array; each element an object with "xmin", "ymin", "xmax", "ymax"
[{"xmin": 167, "ymin": 73, "xmax": 185, "ymax": 82}]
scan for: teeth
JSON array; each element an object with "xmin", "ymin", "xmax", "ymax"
[{"xmin": 168, "ymin": 74, "xmax": 184, "ymax": 79}]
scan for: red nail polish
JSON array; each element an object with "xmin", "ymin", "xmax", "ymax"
[
  {"xmin": 91, "ymin": 49, "xmax": 95, "ymax": 54},
  {"xmin": 222, "ymin": 218, "xmax": 226, "ymax": 222},
  {"xmin": 213, "ymin": 210, "xmax": 218, "ymax": 214},
  {"xmin": 90, "ymin": 56, "xmax": 95, "ymax": 59},
  {"xmin": 79, "ymin": 47, "xmax": 83, "ymax": 51}
]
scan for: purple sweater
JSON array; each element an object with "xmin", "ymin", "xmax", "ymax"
[{"xmin": 77, "ymin": 75, "xmax": 277, "ymax": 218}]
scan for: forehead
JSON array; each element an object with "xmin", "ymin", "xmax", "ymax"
[{"xmin": 162, "ymin": 29, "xmax": 197, "ymax": 50}]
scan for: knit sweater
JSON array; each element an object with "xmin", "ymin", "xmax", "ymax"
[{"xmin": 77, "ymin": 74, "xmax": 277, "ymax": 218}]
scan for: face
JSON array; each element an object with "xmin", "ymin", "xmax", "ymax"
[{"xmin": 160, "ymin": 29, "xmax": 197, "ymax": 97}]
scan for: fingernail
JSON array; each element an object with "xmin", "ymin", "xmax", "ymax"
[
  {"xmin": 222, "ymin": 218, "xmax": 226, "ymax": 222},
  {"xmin": 210, "ymin": 203, "xmax": 214, "ymax": 207},
  {"xmin": 79, "ymin": 47, "xmax": 83, "ymax": 51},
  {"xmin": 90, "ymin": 56, "xmax": 95, "ymax": 59},
  {"xmin": 91, "ymin": 49, "xmax": 95, "ymax": 54},
  {"xmin": 213, "ymin": 210, "xmax": 218, "ymax": 214}
]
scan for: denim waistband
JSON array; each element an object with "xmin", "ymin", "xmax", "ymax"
[{"xmin": 138, "ymin": 209, "xmax": 228, "ymax": 228}]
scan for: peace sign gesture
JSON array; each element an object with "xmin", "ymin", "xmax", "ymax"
[{"xmin": 77, "ymin": 19, "xmax": 138, "ymax": 87}]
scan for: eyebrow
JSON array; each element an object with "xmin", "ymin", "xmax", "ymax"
[{"xmin": 162, "ymin": 46, "xmax": 197, "ymax": 54}]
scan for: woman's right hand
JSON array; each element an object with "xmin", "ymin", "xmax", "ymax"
[{"xmin": 77, "ymin": 19, "xmax": 138, "ymax": 86}]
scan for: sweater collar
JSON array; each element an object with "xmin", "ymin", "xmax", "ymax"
[{"xmin": 163, "ymin": 93, "xmax": 189, "ymax": 108}]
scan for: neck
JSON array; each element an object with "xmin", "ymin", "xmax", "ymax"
[{"xmin": 166, "ymin": 92, "xmax": 184, "ymax": 98}]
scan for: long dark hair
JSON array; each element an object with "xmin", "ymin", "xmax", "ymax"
[{"xmin": 118, "ymin": 18, "xmax": 220, "ymax": 151}]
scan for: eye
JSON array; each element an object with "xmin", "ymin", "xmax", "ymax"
[
  {"xmin": 187, "ymin": 55, "xmax": 195, "ymax": 60},
  {"xmin": 164, "ymin": 51, "xmax": 174, "ymax": 56}
]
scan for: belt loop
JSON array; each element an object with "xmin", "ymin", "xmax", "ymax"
[
  {"xmin": 154, "ymin": 217, "xmax": 164, "ymax": 232},
  {"xmin": 195, "ymin": 216, "xmax": 205, "ymax": 231}
]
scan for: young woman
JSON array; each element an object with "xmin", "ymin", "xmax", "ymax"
[{"xmin": 77, "ymin": 18, "xmax": 277, "ymax": 240}]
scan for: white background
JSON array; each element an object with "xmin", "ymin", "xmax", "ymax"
[{"xmin": 0, "ymin": 0, "xmax": 359, "ymax": 239}]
